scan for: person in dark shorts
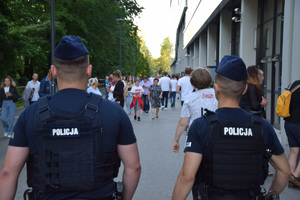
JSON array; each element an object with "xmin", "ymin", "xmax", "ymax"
[{"xmin": 283, "ymin": 80, "xmax": 300, "ymax": 188}]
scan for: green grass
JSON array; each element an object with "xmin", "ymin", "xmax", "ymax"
[{"xmin": 16, "ymin": 99, "xmax": 24, "ymax": 108}]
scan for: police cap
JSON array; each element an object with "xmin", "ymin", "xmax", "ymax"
[
  {"xmin": 215, "ymin": 55, "xmax": 247, "ymax": 81},
  {"xmin": 54, "ymin": 35, "xmax": 89, "ymax": 60}
]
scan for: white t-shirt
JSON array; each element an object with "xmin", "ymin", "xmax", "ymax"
[
  {"xmin": 180, "ymin": 88, "xmax": 218, "ymax": 126},
  {"xmin": 131, "ymin": 85, "xmax": 144, "ymax": 97},
  {"xmin": 108, "ymin": 85, "xmax": 115, "ymax": 100},
  {"xmin": 149, "ymin": 77, "xmax": 154, "ymax": 84},
  {"xmin": 171, "ymin": 79, "xmax": 178, "ymax": 92},
  {"xmin": 178, "ymin": 76, "xmax": 194, "ymax": 101},
  {"xmin": 26, "ymin": 80, "xmax": 40, "ymax": 101},
  {"xmin": 87, "ymin": 87, "xmax": 102, "ymax": 96},
  {"xmin": 4, "ymin": 87, "xmax": 9, "ymax": 94},
  {"xmin": 159, "ymin": 76, "xmax": 171, "ymax": 91}
]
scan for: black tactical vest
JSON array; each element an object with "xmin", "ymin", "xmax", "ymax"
[
  {"xmin": 199, "ymin": 111, "xmax": 269, "ymax": 191},
  {"xmin": 27, "ymin": 94, "xmax": 117, "ymax": 192}
]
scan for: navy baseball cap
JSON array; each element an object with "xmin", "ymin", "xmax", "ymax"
[
  {"xmin": 54, "ymin": 35, "xmax": 89, "ymax": 60},
  {"xmin": 215, "ymin": 55, "xmax": 247, "ymax": 81}
]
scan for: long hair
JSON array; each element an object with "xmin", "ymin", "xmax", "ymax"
[
  {"xmin": 1, "ymin": 76, "xmax": 15, "ymax": 88},
  {"xmin": 247, "ymin": 65, "xmax": 262, "ymax": 96}
]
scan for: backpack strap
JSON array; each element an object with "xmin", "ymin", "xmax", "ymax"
[
  {"xmin": 84, "ymin": 93, "xmax": 102, "ymax": 120},
  {"xmin": 204, "ymin": 109, "xmax": 219, "ymax": 124},
  {"xmin": 291, "ymin": 84, "xmax": 300, "ymax": 93},
  {"xmin": 37, "ymin": 95, "xmax": 51, "ymax": 122}
]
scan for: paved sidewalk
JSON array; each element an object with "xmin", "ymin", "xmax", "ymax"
[{"xmin": 0, "ymin": 99, "xmax": 300, "ymax": 199}]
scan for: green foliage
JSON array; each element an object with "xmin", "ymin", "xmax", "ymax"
[{"xmin": 0, "ymin": 0, "xmax": 144, "ymax": 84}]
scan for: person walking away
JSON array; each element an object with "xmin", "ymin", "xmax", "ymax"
[
  {"xmin": 107, "ymin": 74, "xmax": 115, "ymax": 101},
  {"xmin": 25, "ymin": 73, "xmax": 40, "ymax": 105},
  {"xmin": 0, "ymin": 35, "xmax": 141, "ymax": 200},
  {"xmin": 281, "ymin": 80, "xmax": 300, "ymax": 188},
  {"xmin": 130, "ymin": 79, "xmax": 144, "ymax": 121},
  {"xmin": 177, "ymin": 67, "xmax": 194, "ymax": 106},
  {"xmin": 39, "ymin": 69, "xmax": 53, "ymax": 97},
  {"xmin": 111, "ymin": 70, "xmax": 124, "ymax": 108},
  {"xmin": 172, "ymin": 55, "xmax": 290, "ymax": 200},
  {"xmin": 170, "ymin": 75, "xmax": 178, "ymax": 108},
  {"xmin": 172, "ymin": 67, "xmax": 218, "ymax": 153},
  {"xmin": 0, "ymin": 76, "xmax": 20, "ymax": 138},
  {"xmin": 240, "ymin": 65, "xmax": 269, "ymax": 118},
  {"xmin": 87, "ymin": 77, "xmax": 102, "ymax": 96},
  {"xmin": 148, "ymin": 78, "xmax": 162, "ymax": 119},
  {"xmin": 159, "ymin": 72, "xmax": 171, "ymax": 110},
  {"xmin": 140, "ymin": 76, "xmax": 151, "ymax": 113},
  {"xmin": 125, "ymin": 76, "xmax": 134, "ymax": 115}
]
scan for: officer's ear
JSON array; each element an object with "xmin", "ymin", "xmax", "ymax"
[
  {"xmin": 214, "ymin": 83, "xmax": 220, "ymax": 100},
  {"xmin": 51, "ymin": 65, "xmax": 58, "ymax": 78},
  {"xmin": 242, "ymin": 84, "xmax": 248, "ymax": 95},
  {"xmin": 86, "ymin": 64, "xmax": 92, "ymax": 78}
]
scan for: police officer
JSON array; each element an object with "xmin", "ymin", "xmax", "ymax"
[
  {"xmin": 0, "ymin": 36, "xmax": 141, "ymax": 200},
  {"xmin": 171, "ymin": 55, "xmax": 290, "ymax": 200}
]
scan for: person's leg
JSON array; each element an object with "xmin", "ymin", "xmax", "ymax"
[
  {"xmin": 151, "ymin": 108, "xmax": 155, "ymax": 119},
  {"xmin": 156, "ymin": 107, "xmax": 159, "ymax": 117},
  {"xmin": 164, "ymin": 91, "xmax": 169, "ymax": 109},
  {"xmin": 1, "ymin": 101, "xmax": 9, "ymax": 132},
  {"xmin": 161, "ymin": 92, "xmax": 164, "ymax": 108},
  {"xmin": 172, "ymin": 92, "xmax": 176, "ymax": 107},
  {"xmin": 144, "ymin": 95, "xmax": 149, "ymax": 112},
  {"xmin": 288, "ymin": 147, "xmax": 300, "ymax": 173},
  {"xmin": 7, "ymin": 101, "xmax": 16, "ymax": 136},
  {"xmin": 181, "ymin": 100, "xmax": 184, "ymax": 106}
]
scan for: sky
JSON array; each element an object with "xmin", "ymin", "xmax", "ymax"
[{"xmin": 134, "ymin": 0, "xmax": 171, "ymax": 58}]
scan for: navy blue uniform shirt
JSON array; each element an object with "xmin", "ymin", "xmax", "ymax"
[
  {"xmin": 185, "ymin": 108, "xmax": 284, "ymax": 155},
  {"xmin": 9, "ymin": 88, "xmax": 136, "ymax": 200}
]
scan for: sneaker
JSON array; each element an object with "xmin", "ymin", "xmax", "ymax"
[
  {"xmin": 171, "ymin": 102, "xmax": 174, "ymax": 107},
  {"xmin": 7, "ymin": 135, "xmax": 12, "ymax": 138},
  {"xmin": 161, "ymin": 106, "xmax": 164, "ymax": 110},
  {"xmin": 165, "ymin": 108, "xmax": 168, "ymax": 111},
  {"xmin": 138, "ymin": 117, "xmax": 140, "ymax": 121},
  {"xmin": 145, "ymin": 111, "xmax": 148, "ymax": 113},
  {"xmin": 134, "ymin": 115, "xmax": 137, "ymax": 120},
  {"xmin": 4, "ymin": 132, "xmax": 7, "ymax": 137}
]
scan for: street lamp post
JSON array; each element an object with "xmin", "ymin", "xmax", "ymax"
[
  {"xmin": 117, "ymin": 18, "xmax": 125, "ymax": 72},
  {"xmin": 50, "ymin": 0, "xmax": 55, "ymax": 95},
  {"xmin": 135, "ymin": 40, "xmax": 137, "ymax": 78}
]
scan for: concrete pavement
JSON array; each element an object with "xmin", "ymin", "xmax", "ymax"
[{"xmin": 1, "ymin": 99, "xmax": 300, "ymax": 199}]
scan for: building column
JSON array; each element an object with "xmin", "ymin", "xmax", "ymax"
[
  {"xmin": 207, "ymin": 24, "xmax": 217, "ymax": 66},
  {"xmin": 199, "ymin": 33, "xmax": 207, "ymax": 67},
  {"xmin": 194, "ymin": 39, "xmax": 199, "ymax": 68},
  {"xmin": 219, "ymin": 9, "xmax": 232, "ymax": 61},
  {"xmin": 240, "ymin": 0, "xmax": 258, "ymax": 66}
]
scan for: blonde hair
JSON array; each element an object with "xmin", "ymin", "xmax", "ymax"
[
  {"xmin": 88, "ymin": 77, "xmax": 98, "ymax": 87},
  {"xmin": 1, "ymin": 76, "xmax": 16, "ymax": 88}
]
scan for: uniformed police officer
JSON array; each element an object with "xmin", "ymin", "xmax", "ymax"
[
  {"xmin": 171, "ymin": 55, "xmax": 290, "ymax": 200},
  {"xmin": 0, "ymin": 36, "xmax": 141, "ymax": 200}
]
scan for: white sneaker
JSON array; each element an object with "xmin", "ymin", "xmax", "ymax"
[
  {"xmin": 4, "ymin": 132, "xmax": 7, "ymax": 137},
  {"xmin": 161, "ymin": 106, "xmax": 164, "ymax": 110},
  {"xmin": 7, "ymin": 135, "xmax": 12, "ymax": 138},
  {"xmin": 165, "ymin": 108, "xmax": 168, "ymax": 111}
]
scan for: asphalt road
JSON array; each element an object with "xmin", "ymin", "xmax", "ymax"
[{"xmin": 0, "ymin": 99, "xmax": 300, "ymax": 199}]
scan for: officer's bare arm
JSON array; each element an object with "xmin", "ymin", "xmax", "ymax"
[
  {"xmin": 172, "ymin": 152, "xmax": 202, "ymax": 200},
  {"xmin": 118, "ymin": 143, "xmax": 141, "ymax": 200},
  {"xmin": 176, "ymin": 85, "xmax": 181, "ymax": 94},
  {"xmin": 0, "ymin": 146, "xmax": 29, "ymax": 200},
  {"xmin": 173, "ymin": 117, "xmax": 189, "ymax": 153},
  {"xmin": 269, "ymin": 153, "xmax": 291, "ymax": 194}
]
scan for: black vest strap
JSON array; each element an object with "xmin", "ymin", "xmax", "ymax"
[
  {"xmin": 84, "ymin": 93, "xmax": 102, "ymax": 120},
  {"xmin": 37, "ymin": 95, "xmax": 51, "ymax": 122}
]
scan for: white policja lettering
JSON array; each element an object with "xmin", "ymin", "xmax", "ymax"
[
  {"xmin": 52, "ymin": 128, "xmax": 79, "ymax": 136},
  {"xmin": 224, "ymin": 127, "xmax": 253, "ymax": 136}
]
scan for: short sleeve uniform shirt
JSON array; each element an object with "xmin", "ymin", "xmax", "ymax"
[
  {"xmin": 10, "ymin": 89, "xmax": 136, "ymax": 200},
  {"xmin": 185, "ymin": 108, "xmax": 284, "ymax": 156}
]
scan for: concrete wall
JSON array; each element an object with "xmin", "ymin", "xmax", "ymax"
[
  {"xmin": 219, "ymin": 9, "xmax": 232, "ymax": 60},
  {"xmin": 207, "ymin": 24, "xmax": 217, "ymax": 66},
  {"xmin": 239, "ymin": 0, "xmax": 258, "ymax": 66}
]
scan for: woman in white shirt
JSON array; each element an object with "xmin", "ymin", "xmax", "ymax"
[
  {"xmin": 130, "ymin": 79, "xmax": 144, "ymax": 121},
  {"xmin": 87, "ymin": 77, "xmax": 102, "ymax": 96},
  {"xmin": 172, "ymin": 67, "xmax": 218, "ymax": 153}
]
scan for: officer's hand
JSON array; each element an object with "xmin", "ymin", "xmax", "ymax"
[{"xmin": 172, "ymin": 141, "xmax": 180, "ymax": 153}]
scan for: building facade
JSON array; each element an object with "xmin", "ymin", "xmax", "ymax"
[{"xmin": 170, "ymin": 0, "xmax": 300, "ymax": 145}]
